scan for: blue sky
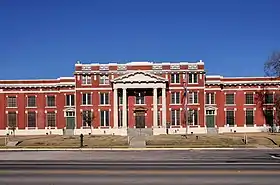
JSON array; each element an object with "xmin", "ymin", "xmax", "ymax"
[{"xmin": 1, "ymin": 0, "xmax": 280, "ymax": 79}]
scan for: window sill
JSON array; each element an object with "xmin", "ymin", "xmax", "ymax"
[
  {"xmin": 45, "ymin": 106, "xmax": 57, "ymax": 108},
  {"xmin": 99, "ymin": 84, "xmax": 110, "ymax": 86},
  {"xmin": 99, "ymin": 104, "xmax": 111, "ymax": 106},
  {"xmin": 81, "ymin": 84, "xmax": 92, "ymax": 86},
  {"xmin": 6, "ymin": 107, "xmax": 18, "ymax": 108},
  {"xmin": 81, "ymin": 104, "xmax": 92, "ymax": 106},
  {"xmin": 64, "ymin": 105, "xmax": 75, "ymax": 107},
  {"xmin": 170, "ymin": 104, "xmax": 181, "ymax": 105},
  {"xmin": 205, "ymin": 104, "xmax": 216, "ymax": 106},
  {"xmin": 244, "ymin": 104, "xmax": 255, "ymax": 106},
  {"xmin": 187, "ymin": 103, "xmax": 199, "ymax": 105},
  {"xmin": 135, "ymin": 104, "xmax": 146, "ymax": 106},
  {"xmin": 225, "ymin": 104, "xmax": 236, "ymax": 106},
  {"xmin": 26, "ymin": 106, "xmax": 37, "ymax": 108}
]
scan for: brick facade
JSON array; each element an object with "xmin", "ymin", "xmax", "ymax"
[{"xmin": 0, "ymin": 60, "xmax": 279, "ymax": 135}]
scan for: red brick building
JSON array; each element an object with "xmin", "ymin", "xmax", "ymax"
[{"xmin": 0, "ymin": 60, "xmax": 278, "ymax": 135}]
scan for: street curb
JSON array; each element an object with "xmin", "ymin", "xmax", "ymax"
[{"xmin": 0, "ymin": 147, "xmax": 279, "ymax": 151}]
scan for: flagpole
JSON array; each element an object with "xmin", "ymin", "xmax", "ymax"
[{"xmin": 184, "ymin": 76, "xmax": 188, "ymax": 135}]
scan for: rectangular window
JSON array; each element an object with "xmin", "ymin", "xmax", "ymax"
[
  {"xmin": 82, "ymin": 110, "xmax": 92, "ymax": 127},
  {"xmin": 82, "ymin": 93, "xmax": 92, "ymax": 105},
  {"xmin": 171, "ymin": 109, "xmax": 180, "ymax": 126},
  {"xmin": 171, "ymin": 92, "xmax": 180, "ymax": 104},
  {"xmin": 171, "ymin": 74, "xmax": 180, "ymax": 83},
  {"xmin": 100, "ymin": 93, "xmax": 109, "ymax": 105},
  {"xmin": 27, "ymin": 96, "xmax": 36, "ymax": 107},
  {"xmin": 265, "ymin": 93, "xmax": 273, "ymax": 104},
  {"xmin": 188, "ymin": 109, "xmax": 198, "ymax": 125},
  {"xmin": 135, "ymin": 92, "xmax": 145, "ymax": 104},
  {"xmin": 245, "ymin": 93, "xmax": 254, "ymax": 104},
  {"xmin": 118, "ymin": 110, "xmax": 123, "ymax": 127},
  {"xmin": 27, "ymin": 111, "xmax": 36, "ymax": 128},
  {"xmin": 226, "ymin": 110, "xmax": 235, "ymax": 126},
  {"xmin": 46, "ymin": 112, "xmax": 56, "ymax": 127},
  {"xmin": 188, "ymin": 73, "xmax": 198, "ymax": 84},
  {"xmin": 99, "ymin": 75, "xmax": 109, "ymax": 85},
  {"xmin": 100, "ymin": 110, "xmax": 110, "ymax": 127},
  {"xmin": 46, "ymin": 96, "xmax": 56, "ymax": 107},
  {"xmin": 7, "ymin": 112, "xmax": 17, "ymax": 128},
  {"xmin": 188, "ymin": 92, "xmax": 198, "ymax": 104},
  {"xmin": 226, "ymin": 94, "xmax": 235, "ymax": 105},
  {"xmin": 7, "ymin": 96, "xmax": 17, "ymax": 108},
  {"xmin": 66, "ymin": 94, "xmax": 75, "ymax": 106},
  {"xmin": 82, "ymin": 75, "xmax": 91, "ymax": 85},
  {"xmin": 245, "ymin": 109, "xmax": 254, "ymax": 126},
  {"xmin": 206, "ymin": 93, "xmax": 215, "ymax": 104}
]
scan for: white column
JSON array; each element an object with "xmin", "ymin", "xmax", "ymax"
[
  {"xmin": 113, "ymin": 88, "xmax": 118, "ymax": 128},
  {"xmin": 153, "ymin": 88, "xmax": 158, "ymax": 128},
  {"xmin": 162, "ymin": 87, "xmax": 166, "ymax": 128},
  {"xmin": 122, "ymin": 88, "xmax": 127, "ymax": 128}
]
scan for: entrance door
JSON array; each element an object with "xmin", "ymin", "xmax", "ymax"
[
  {"xmin": 206, "ymin": 110, "xmax": 215, "ymax": 128},
  {"xmin": 135, "ymin": 111, "xmax": 145, "ymax": 128},
  {"xmin": 65, "ymin": 111, "xmax": 75, "ymax": 129}
]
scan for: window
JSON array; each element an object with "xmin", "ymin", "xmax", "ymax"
[
  {"xmin": 82, "ymin": 93, "xmax": 92, "ymax": 105},
  {"xmin": 27, "ymin": 96, "xmax": 36, "ymax": 107},
  {"xmin": 225, "ymin": 94, "xmax": 235, "ymax": 105},
  {"xmin": 7, "ymin": 96, "xmax": 17, "ymax": 108},
  {"xmin": 171, "ymin": 92, "xmax": 180, "ymax": 104},
  {"xmin": 264, "ymin": 109, "xmax": 273, "ymax": 126},
  {"xmin": 82, "ymin": 110, "xmax": 92, "ymax": 127},
  {"xmin": 171, "ymin": 74, "xmax": 180, "ymax": 83},
  {"xmin": 226, "ymin": 110, "xmax": 234, "ymax": 126},
  {"xmin": 46, "ymin": 112, "xmax": 56, "ymax": 127},
  {"xmin": 66, "ymin": 94, "xmax": 75, "ymax": 106},
  {"xmin": 188, "ymin": 109, "xmax": 198, "ymax": 125},
  {"xmin": 100, "ymin": 110, "xmax": 110, "ymax": 127},
  {"xmin": 27, "ymin": 111, "xmax": 36, "ymax": 128},
  {"xmin": 118, "ymin": 110, "xmax": 123, "ymax": 127},
  {"xmin": 135, "ymin": 92, "xmax": 145, "ymax": 104},
  {"xmin": 99, "ymin": 75, "xmax": 109, "ymax": 85},
  {"xmin": 82, "ymin": 75, "xmax": 91, "ymax": 85},
  {"xmin": 188, "ymin": 92, "xmax": 198, "ymax": 104},
  {"xmin": 265, "ymin": 93, "xmax": 273, "ymax": 104},
  {"xmin": 7, "ymin": 112, "xmax": 17, "ymax": 128},
  {"xmin": 171, "ymin": 109, "xmax": 180, "ymax": 126},
  {"xmin": 100, "ymin": 93, "xmax": 109, "ymax": 105},
  {"xmin": 245, "ymin": 93, "xmax": 254, "ymax": 104},
  {"xmin": 206, "ymin": 93, "xmax": 215, "ymax": 104},
  {"xmin": 245, "ymin": 109, "xmax": 254, "ymax": 126},
  {"xmin": 46, "ymin": 96, "xmax": 56, "ymax": 107},
  {"xmin": 188, "ymin": 73, "xmax": 198, "ymax": 84}
]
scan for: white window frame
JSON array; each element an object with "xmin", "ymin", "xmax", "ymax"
[
  {"xmin": 171, "ymin": 92, "xmax": 180, "ymax": 104},
  {"xmin": 188, "ymin": 92, "xmax": 198, "ymax": 104},
  {"xmin": 99, "ymin": 75, "xmax": 109, "ymax": 85},
  {"xmin": 100, "ymin": 93, "xmax": 109, "ymax": 105},
  {"xmin": 82, "ymin": 75, "xmax": 91, "ymax": 85},
  {"xmin": 27, "ymin": 95, "xmax": 37, "ymax": 108},
  {"xmin": 135, "ymin": 92, "xmax": 145, "ymax": 105},
  {"xmin": 46, "ymin": 111, "xmax": 56, "ymax": 128},
  {"xmin": 171, "ymin": 109, "xmax": 180, "ymax": 126},
  {"xmin": 206, "ymin": 92, "xmax": 215, "ymax": 105},
  {"xmin": 65, "ymin": 94, "xmax": 75, "ymax": 106},
  {"xmin": 82, "ymin": 93, "xmax": 92, "ymax": 105},
  {"xmin": 7, "ymin": 111, "xmax": 17, "ymax": 129},
  {"xmin": 46, "ymin": 95, "xmax": 56, "ymax": 107},
  {"xmin": 188, "ymin": 109, "xmax": 198, "ymax": 126},
  {"xmin": 7, "ymin": 96, "xmax": 17, "ymax": 108},
  {"xmin": 171, "ymin": 74, "xmax": 180, "ymax": 84},
  {"xmin": 27, "ymin": 111, "xmax": 37, "ymax": 128},
  {"xmin": 188, "ymin": 73, "xmax": 198, "ymax": 84},
  {"xmin": 100, "ymin": 110, "xmax": 110, "ymax": 127}
]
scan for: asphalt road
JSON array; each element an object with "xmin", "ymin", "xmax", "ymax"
[{"xmin": 0, "ymin": 149, "xmax": 280, "ymax": 184}]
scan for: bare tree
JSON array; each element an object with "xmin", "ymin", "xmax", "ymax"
[{"xmin": 257, "ymin": 51, "xmax": 280, "ymax": 132}]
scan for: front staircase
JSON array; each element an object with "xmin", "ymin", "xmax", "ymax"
[
  {"xmin": 127, "ymin": 128, "xmax": 153, "ymax": 148},
  {"xmin": 207, "ymin": 127, "xmax": 218, "ymax": 134}
]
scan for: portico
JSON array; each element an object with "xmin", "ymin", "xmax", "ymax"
[{"xmin": 112, "ymin": 71, "xmax": 168, "ymax": 129}]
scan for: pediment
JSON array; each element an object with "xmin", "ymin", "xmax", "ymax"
[{"xmin": 112, "ymin": 71, "xmax": 167, "ymax": 83}]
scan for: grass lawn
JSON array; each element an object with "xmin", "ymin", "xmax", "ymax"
[
  {"xmin": 0, "ymin": 132, "xmax": 280, "ymax": 148},
  {"xmin": 145, "ymin": 133, "xmax": 280, "ymax": 148},
  {"xmin": 0, "ymin": 135, "xmax": 129, "ymax": 148}
]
